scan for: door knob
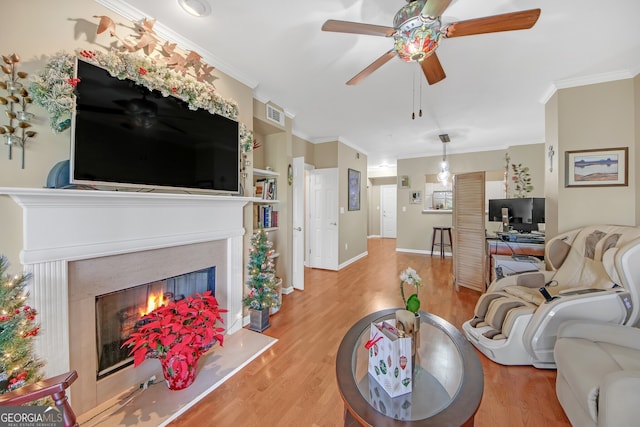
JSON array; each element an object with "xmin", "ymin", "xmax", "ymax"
[{"xmin": 294, "ymin": 227, "xmax": 302, "ymax": 231}]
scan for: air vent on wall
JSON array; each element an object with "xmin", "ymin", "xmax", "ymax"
[{"xmin": 266, "ymin": 104, "xmax": 285, "ymax": 126}]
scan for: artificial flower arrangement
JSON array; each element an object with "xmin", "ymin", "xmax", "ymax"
[
  {"xmin": 400, "ymin": 267, "xmax": 423, "ymax": 313},
  {"xmin": 122, "ymin": 291, "xmax": 227, "ymax": 376}
]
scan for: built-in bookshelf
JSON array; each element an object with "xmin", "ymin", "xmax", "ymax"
[
  {"xmin": 253, "ymin": 168, "xmax": 279, "ymax": 230},
  {"xmin": 252, "ymin": 167, "xmax": 281, "ymax": 313}
]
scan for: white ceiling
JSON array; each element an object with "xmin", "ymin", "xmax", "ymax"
[{"xmin": 105, "ymin": 0, "xmax": 640, "ymax": 170}]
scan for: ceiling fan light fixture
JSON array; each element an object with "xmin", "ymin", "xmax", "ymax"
[
  {"xmin": 178, "ymin": 0, "xmax": 211, "ymax": 17},
  {"xmin": 393, "ymin": 1, "xmax": 442, "ymax": 62}
]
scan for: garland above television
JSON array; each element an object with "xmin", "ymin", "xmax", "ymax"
[{"xmin": 29, "ymin": 50, "xmax": 253, "ymax": 151}]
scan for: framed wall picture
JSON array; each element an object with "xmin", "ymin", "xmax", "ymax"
[
  {"xmin": 348, "ymin": 168, "xmax": 361, "ymax": 211},
  {"xmin": 565, "ymin": 147, "xmax": 628, "ymax": 187},
  {"xmin": 410, "ymin": 191, "xmax": 422, "ymax": 204},
  {"xmin": 399, "ymin": 175, "xmax": 410, "ymax": 189}
]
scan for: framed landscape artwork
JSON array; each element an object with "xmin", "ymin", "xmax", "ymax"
[
  {"xmin": 348, "ymin": 168, "xmax": 360, "ymax": 211},
  {"xmin": 565, "ymin": 147, "xmax": 628, "ymax": 187}
]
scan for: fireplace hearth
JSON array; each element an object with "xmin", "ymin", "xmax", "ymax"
[{"xmin": 0, "ymin": 188, "xmax": 250, "ymax": 416}]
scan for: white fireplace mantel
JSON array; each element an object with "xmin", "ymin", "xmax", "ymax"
[
  {"xmin": 1, "ymin": 187, "xmax": 250, "ymax": 264},
  {"xmin": 0, "ymin": 187, "xmax": 250, "ymax": 378}
]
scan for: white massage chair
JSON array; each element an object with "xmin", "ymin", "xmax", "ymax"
[{"xmin": 462, "ymin": 225, "xmax": 640, "ymax": 368}]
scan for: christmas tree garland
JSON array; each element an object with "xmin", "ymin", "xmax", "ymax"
[{"xmin": 28, "ymin": 50, "xmax": 254, "ymax": 150}]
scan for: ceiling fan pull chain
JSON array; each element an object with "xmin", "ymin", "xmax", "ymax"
[
  {"xmin": 411, "ymin": 69, "xmax": 416, "ymax": 120},
  {"xmin": 419, "ymin": 77, "xmax": 423, "ymax": 118}
]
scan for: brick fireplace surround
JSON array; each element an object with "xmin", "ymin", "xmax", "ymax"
[{"xmin": 1, "ymin": 188, "xmax": 275, "ymax": 424}]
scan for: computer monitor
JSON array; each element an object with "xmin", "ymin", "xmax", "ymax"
[{"xmin": 488, "ymin": 198, "xmax": 545, "ymax": 232}]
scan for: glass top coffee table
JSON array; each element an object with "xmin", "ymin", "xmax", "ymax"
[{"xmin": 336, "ymin": 309, "xmax": 483, "ymax": 426}]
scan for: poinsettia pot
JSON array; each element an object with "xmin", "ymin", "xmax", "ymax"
[
  {"xmin": 121, "ymin": 291, "xmax": 227, "ymax": 384},
  {"xmin": 160, "ymin": 354, "xmax": 199, "ymax": 390}
]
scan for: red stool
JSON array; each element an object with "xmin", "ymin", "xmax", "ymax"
[{"xmin": 431, "ymin": 226, "xmax": 452, "ymax": 257}]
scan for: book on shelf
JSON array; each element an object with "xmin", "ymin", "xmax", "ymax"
[
  {"xmin": 254, "ymin": 205, "xmax": 278, "ymax": 229},
  {"xmin": 264, "ymin": 206, "xmax": 271, "ymax": 228},
  {"xmin": 261, "ymin": 178, "xmax": 276, "ymax": 200}
]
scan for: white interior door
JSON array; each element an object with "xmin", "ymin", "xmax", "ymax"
[
  {"xmin": 309, "ymin": 168, "xmax": 339, "ymax": 270},
  {"xmin": 380, "ymin": 185, "xmax": 397, "ymax": 238},
  {"xmin": 292, "ymin": 157, "xmax": 305, "ymax": 290}
]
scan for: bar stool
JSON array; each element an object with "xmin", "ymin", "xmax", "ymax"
[{"xmin": 431, "ymin": 226, "xmax": 453, "ymax": 257}]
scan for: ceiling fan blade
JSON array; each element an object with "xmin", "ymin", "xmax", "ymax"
[
  {"xmin": 346, "ymin": 50, "xmax": 396, "ymax": 85},
  {"xmin": 322, "ymin": 20, "xmax": 396, "ymax": 37},
  {"xmin": 420, "ymin": 52, "xmax": 446, "ymax": 85},
  {"xmin": 445, "ymin": 9, "xmax": 541, "ymax": 38},
  {"xmin": 421, "ymin": 0, "xmax": 453, "ymax": 18}
]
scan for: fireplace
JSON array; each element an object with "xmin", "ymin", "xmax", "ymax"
[
  {"xmin": 95, "ymin": 266, "xmax": 216, "ymax": 379},
  {"xmin": 0, "ymin": 188, "xmax": 250, "ymax": 416}
]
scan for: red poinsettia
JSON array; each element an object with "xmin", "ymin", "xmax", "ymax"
[{"xmin": 122, "ymin": 291, "xmax": 227, "ymax": 368}]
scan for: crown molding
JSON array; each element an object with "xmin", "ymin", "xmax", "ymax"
[
  {"xmin": 539, "ymin": 69, "xmax": 638, "ymax": 104},
  {"xmin": 309, "ymin": 136, "xmax": 369, "ymax": 158},
  {"xmin": 253, "ymin": 92, "xmax": 295, "ymax": 119},
  {"xmin": 95, "ymin": 0, "xmax": 259, "ymax": 89}
]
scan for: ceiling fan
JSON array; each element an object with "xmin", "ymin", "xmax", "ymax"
[{"xmin": 322, "ymin": 0, "xmax": 540, "ymax": 85}]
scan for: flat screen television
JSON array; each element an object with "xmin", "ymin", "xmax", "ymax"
[
  {"xmin": 488, "ymin": 197, "xmax": 545, "ymax": 232},
  {"xmin": 71, "ymin": 59, "xmax": 240, "ymax": 194}
]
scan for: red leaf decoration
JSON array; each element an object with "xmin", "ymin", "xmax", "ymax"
[{"xmin": 121, "ymin": 291, "xmax": 226, "ymax": 367}]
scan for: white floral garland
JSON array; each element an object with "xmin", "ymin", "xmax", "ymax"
[{"xmin": 29, "ymin": 50, "xmax": 253, "ymax": 151}]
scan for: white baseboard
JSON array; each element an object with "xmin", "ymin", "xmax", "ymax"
[
  {"xmin": 338, "ymin": 251, "xmax": 368, "ymax": 270},
  {"xmin": 281, "ymin": 285, "xmax": 294, "ymax": 295},
  {"xmin": 396, "ymin": 248, "xmax": 452, "ymax": 257}
]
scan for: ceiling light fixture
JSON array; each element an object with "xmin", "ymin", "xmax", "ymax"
[
  {"xmin": 437, "ymin": 134, "xmax": 450, "ymax": 185},
  {"xmin": 178, "ymin": 0, "xmax": 211, "ymax": 17},
  {"xmin": 393, "ymin": 4, "xmax": 442, "ymax": 63}
]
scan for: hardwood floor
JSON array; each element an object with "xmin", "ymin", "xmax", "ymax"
[{"xmin": 170, "ymin": 238, "xmax": 570, "ymax": 427}]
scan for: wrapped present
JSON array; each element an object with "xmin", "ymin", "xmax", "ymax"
[{"xmin": 367, "ymin": 319, "xmax": 412, "ymax": 397}]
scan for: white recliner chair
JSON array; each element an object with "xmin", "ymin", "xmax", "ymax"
[
  {"xmin": 462, "ymin": 225, "xmax": 640, "ymax": 368},
  {"xmin": 554, "ymin": 320, "xmax": 640, "ymax": 427}
]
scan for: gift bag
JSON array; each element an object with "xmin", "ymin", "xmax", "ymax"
[
  {"xmin": 367, "ymin": 319, "xmax": 412, "ymax": 397},
  {"xmin": 368, "ymin": 373, "xmax": 413, "ymax": 420}
]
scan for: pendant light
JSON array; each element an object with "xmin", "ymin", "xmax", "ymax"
[{"xmin": 437, "ymin": 134, "xmax": 450, "ymax": 185}]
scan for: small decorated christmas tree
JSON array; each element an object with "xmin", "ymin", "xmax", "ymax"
[
  {"xmin": 243, "ymin": 229, "xmax": 278, "ymax": 311},
  {"xmin": 0, "ymin": 256, "xmax": 44, "ymax": 395}
]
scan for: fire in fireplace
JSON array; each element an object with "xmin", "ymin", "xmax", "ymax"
[{"xmin": 95, "ymin": 267, "xmax": 215, "ymax": 379}]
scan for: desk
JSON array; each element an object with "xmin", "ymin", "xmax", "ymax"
[
  {"xmin": 335, "ymin": 309, "xmax": 483, "ymax": 426},
  {"xmin": 486, "ymin": 238, "xmax": 545, "ymax": 287}
]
